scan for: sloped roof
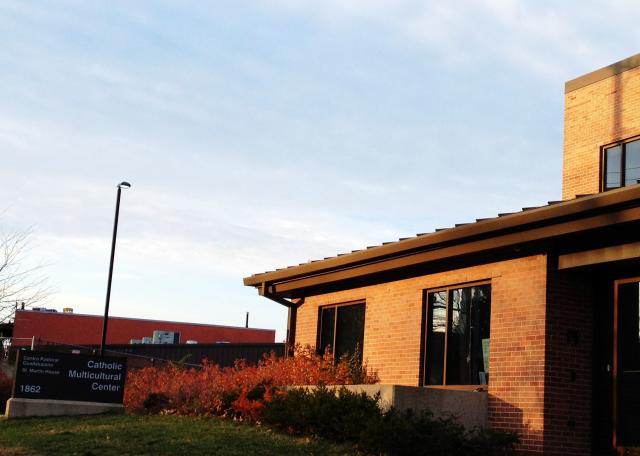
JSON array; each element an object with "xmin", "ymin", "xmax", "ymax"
[{"xmin": 244, "ymin": 185, "xmax": 640, "ymax": 297}]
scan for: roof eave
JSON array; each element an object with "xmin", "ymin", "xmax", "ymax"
[{"xmin": 244, "ymin": 185, "xmax": 640, "ymax": 292}]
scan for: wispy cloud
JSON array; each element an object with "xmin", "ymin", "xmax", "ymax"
[
  {"xmin": 263, "ymin": 0, "xmax": 639, "ymax": 79},
  {"xmin": 0, "ymin": 0, "xmax": 635, "ymax": 338}
]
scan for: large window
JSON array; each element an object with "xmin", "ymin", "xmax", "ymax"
[
  {"xmin": 424, "ymin": 283, "xmax": 491, "ymax": 386},
  {"xmin": 603, "ymin": 138, "xmax": 640, "ymax": 190},
  {"xmin": 318, "ymin": 302, "xmax": 365, "ymax": 362}
]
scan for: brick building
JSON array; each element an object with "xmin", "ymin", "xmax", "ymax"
[
  {"xmin": 12, "ymin": 309, "xmax": 276, "ymax": 346},
  {"xmin": 244, "ymin": 53, "xmax": 640, "ymax": 454}
]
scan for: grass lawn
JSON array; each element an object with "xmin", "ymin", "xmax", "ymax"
[{"xmin": 0, "ymin": 414, "xmax": 355, "ymax": 456}]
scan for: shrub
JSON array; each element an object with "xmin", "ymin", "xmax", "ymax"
[
  {"xmin": 360, "ymin": 407, "xmax": 518, "ymax": 456},
  {"xmin": 142, "ymin": 392, "xmax": 171, "ymax": 414},
  {"xmin": 262, "ymin": 386, "xmax": 380, "ymax": 441},
  {"xmin": 465, "ymin": 428, "xmax": 520, "ymax": 456},
  {"xmin": 124, "ymin": 344, "xmax": 378, "ymax": 416},
  {"xmin": 124, "ymin": 346, "xmax": 517, "ymax": 455},
  {"xmin": 263, "ymin": 388, "xmax": 518, "ymax": 456}
]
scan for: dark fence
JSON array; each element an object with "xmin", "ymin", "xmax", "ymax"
[
  {"xmin": 107, "ymin": 343, "xmax": 286, "ymax": 367},
  {"xmin": 10, "ymin": 342, "xmax": 285, "ymax": 369}
]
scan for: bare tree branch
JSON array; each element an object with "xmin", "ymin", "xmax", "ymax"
[{"xmin": 0, "ymin": 225, "xmax": 53, "ymax": 323}]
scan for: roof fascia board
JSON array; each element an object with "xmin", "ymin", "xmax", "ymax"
[
  {"xmin": 558, "ymin": 241, "xmax": 640, "ymax": 270},
  {"xmin": 244, "ymin": 186, "xmax": 640, "ymax": 287}
]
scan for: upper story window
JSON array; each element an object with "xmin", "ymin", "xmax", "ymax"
[
  {"xmin": 318, "ymin": 301, "xmax": 365, "ymax": 363},
  {"xmin": 603, "ymin": 138, "xmax": 640, "ymax": 190},
  {"xmin": 424, "ymin": 282, "xmax": 491, "ymax": 386}
]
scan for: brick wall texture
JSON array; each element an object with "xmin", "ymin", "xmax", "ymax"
[
  {"xmin": 544, "ymin": 265, "xmax": 593, "ymax": 455},
  {"xmin": 295, "ymin": 254, "xmax": 597, "ymax": 454},
  {"xmin": 563, "ymin": 65, "xmax": 640, "ymax": 200},
  {"xmin": 297, "ymin": 255, "xmax": 556, "ymax": 454}
]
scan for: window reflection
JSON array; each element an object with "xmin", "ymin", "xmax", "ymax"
[
  {"xmin": 426, "ymin": 291, "xmax": 446, "ymax": 385},
  {"xmin": 603, "ymin": 139, "xmax": 640, "ymax": 190},
  {"xmin": 318, "ymin": 303, "xmax": 365, "ymax": 363},
  {"xmin": 425, "ymin": 284, "xmax": 491, "ymax": 386},
  {"xmin": 605, "ymin": 145, "xmax": 622, "ymax": 189}
]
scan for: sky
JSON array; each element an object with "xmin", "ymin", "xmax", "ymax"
[{"xmin": 1, "ymin": 1, "xmax": 639, "ymax": 341}]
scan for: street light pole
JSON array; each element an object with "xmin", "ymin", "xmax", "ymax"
[{"xmin": 100, "ymin": 181, "xmax": 131, "ymax": 356}]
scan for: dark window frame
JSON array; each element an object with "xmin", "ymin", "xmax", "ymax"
[
  {"xmin": 316, "ymin": 300, "xmax": 366, "ymax": 361},
  {"xmin": 422, "ymin": 280, "xmax": 491, "ymax": 388},
  {"xmin": 601, "ymin": 135, "xmax": 640, "ymax": 191}
]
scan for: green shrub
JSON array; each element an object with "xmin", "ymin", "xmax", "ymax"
[
  {"xmin": 262, "ymin": 386, "xmax": 518, "ymax": 456},
  {"xmin": 465, "ymin": 428, "xmax": 520, "ymax": 456},
  {"xmin": 361, "ymin": 407, "xmax": 518, "ymax": 456},
  {"xmin": 142, "ymin": 392, "xmax": 171, "ymax": 414},
  {"xmin": 262, "ymin": 386, "xmax": 380, "ymax": 442}
]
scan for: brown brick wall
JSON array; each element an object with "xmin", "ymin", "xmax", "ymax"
[
  {"xmin": 296, "ymin": 255, "xmax": 548, "ymax": 454},
  {"xmin": 563, "ymin": 66, "xmax": 640, "ymax": 200},
  {"xmin": 543, "ymin": 264, "xmax": 593, "ymax": 455}
]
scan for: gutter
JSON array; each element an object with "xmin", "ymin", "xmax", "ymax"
[
  {"xmin": 258, "ymin": 282, "xmax": 303, "ymax": 308},
  {"xmin": 259, "ymin": 283, "xmax": 303, "ymax": 356}
]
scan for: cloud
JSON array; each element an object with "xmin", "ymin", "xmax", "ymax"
[
  {"xmin": 3, "ymin": 0, "xmax": 632, "ymax": 340},
  {"xmin": 262, "ymin": 0, "xmax": 639, "ymax": 79}
]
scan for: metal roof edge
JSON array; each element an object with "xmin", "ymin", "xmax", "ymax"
[
  {"xmin": 565, "ymin": 53, "xmax": 640, "ymax": 93},
  {"xmin": 244, "ymin": 185, "xmax": 640, "ymax": 288}
]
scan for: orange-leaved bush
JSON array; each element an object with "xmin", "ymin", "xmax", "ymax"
[{"xmin": 124, "ymin": 344, "xmax": 378, "ymax": 418}]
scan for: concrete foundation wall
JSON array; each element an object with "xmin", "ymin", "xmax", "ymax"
[
  {"xmin": 345, "ymin": 384, "xmax": 488, "ymax": 430},
  {"xmin": 5, "ymin": 397, "xmax": 124, "ymax": 419},
  {"xmin": 293, "ymin": 384, "xmax": 488, "ymax": 430}
]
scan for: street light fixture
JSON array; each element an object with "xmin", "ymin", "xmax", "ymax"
[{"xmin": 100, "ymin": 181, "xmax": 131, "ymax": 356}]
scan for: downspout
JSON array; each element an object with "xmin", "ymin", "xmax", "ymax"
[{"xmin": 259, "ymin": 282, "xmax": 304, "ymax": 357}]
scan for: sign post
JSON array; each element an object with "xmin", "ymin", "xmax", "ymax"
[{"xmin": 5, "ymin": 350, "xmax": 127, "ymax": 418}]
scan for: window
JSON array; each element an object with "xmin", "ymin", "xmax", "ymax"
[
  {"xmin": 424, "ymin": 283, "xmax": 491, "ymax": 386},
  {"xmin": 318, "ymin": 302, "xmax": 365, "ymax": 362},
  {"xmin": 603, "ymin": 138, "xmax": 640, "ymax": 190}
]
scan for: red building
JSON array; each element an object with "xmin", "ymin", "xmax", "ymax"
[{"xmin": 12, "ymin": 309, "xmax": 275, "ymax": 346}]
